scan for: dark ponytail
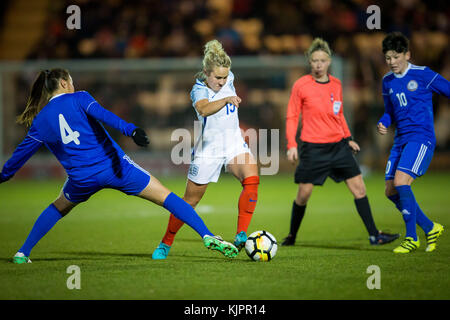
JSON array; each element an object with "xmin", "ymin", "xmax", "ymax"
[{"xmin": 17, "ymin": 68, "xmax": 70, "ymax": 127}]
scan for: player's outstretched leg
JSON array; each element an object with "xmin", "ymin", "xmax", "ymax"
[
  {"xmin": 140, "ymin": 176, "xmax": 238, "ymax": 259},
  {"xmin": 13, "ymin": 195, "xmax": 75, "ymax": 264},
  {"xmin": 152, "ymin": 180, "xmax": 208, "ymax": 259}
]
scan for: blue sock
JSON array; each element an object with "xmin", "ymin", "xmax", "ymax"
[
  {"xmin": 388, "ymin": 193, "xmax": 433, "ymax": 234},
  {"xmin": 395, "ymin": 185, "xmax": 418, "ymax": 241},
  {"xmin": 163, "ymin": 192, "xmax": 213, "ymax": 238},
  {"xmin": 19, "ymin": 204, "xmax": 62, "ymax": 256}
]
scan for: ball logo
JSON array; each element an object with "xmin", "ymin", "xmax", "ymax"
[{"xmin": 407, "ymin": 80, "xmax": 418, "ymax": 91}]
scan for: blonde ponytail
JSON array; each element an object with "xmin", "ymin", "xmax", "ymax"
[{"xmin": 195, "ymin": 40, "xmax": 231, "ymax": 80}]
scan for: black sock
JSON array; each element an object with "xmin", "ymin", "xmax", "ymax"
[
  {"xmin": 289, "ymin": 201, "xmax": 306, "ymax": 239},
  {"xmin": 354, "ymin": 196, "xmax": 378, "ymax": 237}
]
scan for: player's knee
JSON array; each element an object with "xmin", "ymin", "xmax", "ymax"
[
  {"xmin": 53, "ymin": 203, "xmax": 73, "ymax": 217},
  {"xmin": 393, "ymin": 171, "xmax": 414, "ymax": 187},
  {"xmin": 53, "ymin": 196, "xmax": 76, "ymax": 217},
  {"xmin": 393, "ymin": 178, "xmax": 406, "ymax": 188},
  {"xmin": 183, "ymin": 196, "xmax": 200, "ymax": 208},
  {"xmin": 385, "ymin": 186, "xmax": 395, "ymax": 198},
  {"xmin": 241, "ymin": 175, "xmax": 259, "ymax": 187}
]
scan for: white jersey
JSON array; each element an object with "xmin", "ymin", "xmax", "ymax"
[
  {"xmin": 188, "ymin": 71, "xmax": 251, "ymax": 184},
  {"xmin": 190, "ymin": 71, "xmax": 242, "ymax": 158}
]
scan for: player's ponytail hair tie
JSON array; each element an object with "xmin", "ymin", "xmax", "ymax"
[{"xmin": 43, "ymin": 69, "xmax": 51, "ymax": 90}]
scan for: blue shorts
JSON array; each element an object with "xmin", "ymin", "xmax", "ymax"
[
  {"xmin": 385, "ymin": 141, "xmax": 434, "ymax": 180},
  {"xmin": 62, "ymin": 155, "xmax": 151, "ymax": 203}
]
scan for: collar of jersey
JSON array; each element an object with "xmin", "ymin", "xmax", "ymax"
[
  {"xmin": 196, "ymin": 79, "xmax": 207, "ymax": 87},
  {"xmin": 49, "ymin": 93, "xmax": 67, "ymax": 101},
  {"xmin": 393, "ymin": 63, "xmax": 411, "ymax": 78}
]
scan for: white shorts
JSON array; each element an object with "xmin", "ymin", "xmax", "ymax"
[{"xmin": 188, "ymin": 137, "xmax": 252, "ymax": 184}]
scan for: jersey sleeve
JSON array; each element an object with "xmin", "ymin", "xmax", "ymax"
[
  {"xmin": 0, "ymin": 125, "xmax": 43, "ymax": 181},
  {"xmin": 423, "ymin": 68, "xmax": 450, "ymax": 98},
  {"xmin": 190, "ymin": 82, "xmax": 209, "ymax": 107},
  {"xmin": 76, "ymin": 91, "xmax": 136, "ymax": 136},
  {"xmin": 285, "ymin": 82, "xmax": 302, "ymax": 149},
  {"xmin": 378, "ymin": 79, "xmax": 394, "ymax": 127}
]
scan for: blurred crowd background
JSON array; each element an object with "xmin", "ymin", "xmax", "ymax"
[{"xmin": 0, "ymin": 0, "xmax": 448, "ymax": 178}]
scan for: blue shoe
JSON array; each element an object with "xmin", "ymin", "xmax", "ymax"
[
  {"xmin": 234, "ymin": 231, "xmax": 248, "ymax": 252},
  {"xmin": 369, "ymin": 231, "xmax": 400, "ymax": 245},
  {"xmin": 152, "ymin": 242, "xmax": 171, "ymax": 260}
]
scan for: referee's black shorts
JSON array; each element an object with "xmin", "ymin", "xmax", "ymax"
[{"xmin": 294, "ymin": 139, "xmax": 361, "ymax": 186}]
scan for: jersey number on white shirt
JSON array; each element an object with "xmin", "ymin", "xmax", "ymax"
[
  {"xmin": 59, "ymin": 114, "xmax": 80, "ymax": 145},
  {"xmin": 225, "ymin": 103, "xmax": 236, "ymax": 115}
]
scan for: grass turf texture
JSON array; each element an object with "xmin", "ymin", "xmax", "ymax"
[{"xmin": 0, "ymin": 172, "xmax": 449, "ymax": 300}]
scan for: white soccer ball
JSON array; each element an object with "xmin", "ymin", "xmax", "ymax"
[{"xmin": 245, "ymin": 230, "xmax": 278, "ymax": 262}]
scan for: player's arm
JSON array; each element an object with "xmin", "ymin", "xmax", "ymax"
[
  {"xmin": 0, "ymin": 131, "xmax": 43, "ymax": 183},
  {"xmin": 78, "ymin": 91, "xmax": 148, "ymax": 146},
  {"xmin": 191, "ymin": 73, "xmax": 241, "ymax": 117},
  {"xmin": 426, "ymin": 70, "xmax": 450, "ymax": 98},
  {"xmin": 286, "ymin": 83, "xmax": 302, "ymax": 163},
  {"xmin": 195, "ymin": 96, "xmax": 241, "ymax": 117},
  {"xmin": 377, "ymin": 81, "xmax": 394, "ymax": 135}
]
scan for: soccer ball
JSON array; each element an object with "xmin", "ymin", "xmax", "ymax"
[{"xmin": 245, "ymin": 230, "xmax": 278, "ymax": 262}]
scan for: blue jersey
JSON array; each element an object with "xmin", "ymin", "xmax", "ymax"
[
  {"xmin": 1, "ymin": 91, "xmax": 136, "ymax": 181},
  {"xmin": 378, "ymin": 63, "xmax": 450, "ymax": 146}
]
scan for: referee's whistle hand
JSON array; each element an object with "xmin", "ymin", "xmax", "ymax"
[{"xmin": 287, "ymin": 148, "xmax": 298, "ymax": 164}]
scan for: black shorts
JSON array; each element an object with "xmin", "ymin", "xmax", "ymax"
[{"xmin": 294, "ymin": 139, "xmax": 361, "ymax": 186}]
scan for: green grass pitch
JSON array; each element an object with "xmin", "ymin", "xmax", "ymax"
[{"xmin": 0, "ymin": 172, "xmax": 449, "ymax": 300}]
